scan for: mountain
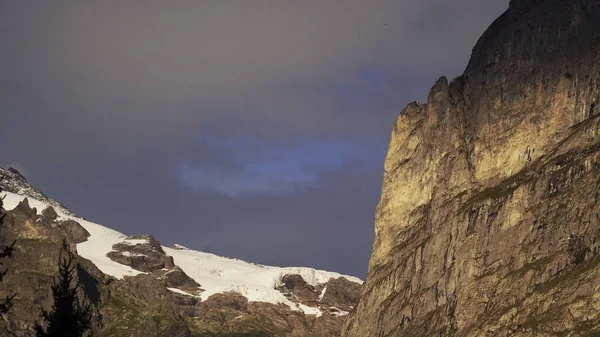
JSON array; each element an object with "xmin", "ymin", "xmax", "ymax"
[
  {"xmin": 343, "ymin": 1, "xmax": 600, "ymax": 336},
  {"xmin": 0, "ymin": 167, "xmax": 362, "ymax": 337}
]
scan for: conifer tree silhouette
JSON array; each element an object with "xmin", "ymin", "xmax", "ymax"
[
  {"xmin": 0, "ymin": 185, "xmax": 16, "ymax": 315},
  {"xmin": 36, "ymin": 250, "xmax": 92, "ymax": 337}
]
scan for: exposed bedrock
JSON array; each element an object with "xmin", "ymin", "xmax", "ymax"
[{"xmin": 344, "ymin": 1, "xmax": 600, "ymax": 336}]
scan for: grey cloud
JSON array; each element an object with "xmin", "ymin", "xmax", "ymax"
[
  {"xmin": 1, "ymin": 0, "xmax": 508, "ymax": 146},
  {"xmin": 0, "ymin": 1, "xmax": 509, "ymax": 277}
]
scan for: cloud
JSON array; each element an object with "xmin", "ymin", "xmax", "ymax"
[
  {"xmin": 0, "ymin": 0, "xmax": 508, "ymax": 148},
  {"xmin": 178, "ymin": 135, "xmax": 387, "ymax": 197},
  {"xmin": 0, "ymin": 0, "xmax": 509, "ymax": 277}
]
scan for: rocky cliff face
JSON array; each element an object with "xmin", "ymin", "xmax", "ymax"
[
  {"xmin": 344, "ymin": 1, "xmax": 600, "ymax": 336},
  {"xmin": 0, "ymin": 168, "xmax": 362, "ymax": 337}
]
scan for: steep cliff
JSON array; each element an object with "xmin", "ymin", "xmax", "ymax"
[{"xmin": 344, "ymin": 1, "xmax": 600, "ymax": 336}]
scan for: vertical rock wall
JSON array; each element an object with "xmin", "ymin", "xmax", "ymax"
[{"xmin": 344, "ymin": 1, "xmax": 600, "ymax": 336}]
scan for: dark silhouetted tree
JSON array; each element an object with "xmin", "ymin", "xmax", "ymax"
[
  {"xmin": 36, "ymin": 250, "xmax": 92, "ymax": 337},
  {"xmin": 0, "ymin": 186, "xmax": 16, "ymax": 315}
]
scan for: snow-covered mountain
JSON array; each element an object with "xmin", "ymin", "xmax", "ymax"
[{"xmin": 0, "ymin": 167, "xmax": 362, "ymax": 322}]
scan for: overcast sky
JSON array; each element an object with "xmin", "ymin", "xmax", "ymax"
[{"xmin": 0, "ymin": 1, "xmax": 508, "ymax": 278}]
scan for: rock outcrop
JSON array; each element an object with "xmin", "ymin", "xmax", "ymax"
[
  {"xmin": 160, "ymin": 266, "xmax": 201, "ymax": 293},
  {"xmin": 277, "ymin": 274, "xmax": 321, "ymax": 305},
  {"xmin": 58, "ymin": 219, "xmax": 91, "ymax": 244},
  {"xmin": 0, "ymin": 199, "xmax": 104, "ymax": 336},
  {"xmin": 344, "ymin": 1, "xmax": 600, "ymax": 336},
  {"xmin": 275, "ymin": 274, "xmax": 361, "ymax": 316},
  {"xmin": 320, "ymin": 277, "xmax": 361, "ymax": 313},
  {"xmin": 107, "ymin": 235, "xmax": 175, "ymax": 272}
]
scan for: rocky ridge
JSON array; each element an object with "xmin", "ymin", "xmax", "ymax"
[
  {"xmin": 343, "ymin": 1, "xmax": 600, "ymax": 336},
  {"xmin": 0, "ymin": 167, "xmax": 362, "ymax": 337}
]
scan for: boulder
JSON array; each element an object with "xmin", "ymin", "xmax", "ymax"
[
  {"xmin": 41, "ymin": 206, "xmax": 58, "ymax": 221},
  {"xmin": 58, "ymin": 219, "xmax": 91, "ymax": 244},
  {"xmin": 277, "ymin": 274, "xmax": 319, "ymax": 305}
]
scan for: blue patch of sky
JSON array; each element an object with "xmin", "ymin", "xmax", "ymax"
[
  {"xmin": 177, "ymin": 65, "xmax": 405, "ymax": 197},
  {"xmin": 177, "ymin": 134, "xmax": 386, "ymax": 197}
]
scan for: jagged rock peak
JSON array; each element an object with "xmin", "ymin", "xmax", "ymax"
[
  {"xmin": 0, "ymin": 167, "xmax": 73, "ymax": 216},
  {"xmin": 1, "ymin": 167, "xmax": 35, "ymax": 194},
  {"xmin": 6, "ymin": 167, "xmax": 26, "ymax": 180}
]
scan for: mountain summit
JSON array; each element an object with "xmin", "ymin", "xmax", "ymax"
[
  {"xmin": 343, "ymin": 1, "xmax": 600, "ymax": 336},
  {"xmin": 0, "ymin": 167, "xmax": 362, "ymax": 337}
]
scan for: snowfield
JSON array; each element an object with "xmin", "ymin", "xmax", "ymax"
[{"xmin": 1, "ymin": 191, "xmax": 362, "ymax": 316}]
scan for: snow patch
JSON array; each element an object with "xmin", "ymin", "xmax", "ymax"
[
  {"xmin": 331, "ymin": 308, "xmax": 350, "ymax": 317},
  {"xmin": 318, "ymin": 286, "xmax": 327, "ymax": 301},
  {"xmin": 2, "ymin": 193, "xmax": 54, "ymax": 216},
  {"xmin": 119, "ymin": 251, "xmax": 147, "ymax": 257},
  {"xmin": 163, "ymin": 246, "xmax": 361, "ymax": 316},
  {"xmin": 167, "ymin": 287, "xmax": 196, "ymax": 297},
  {"xmin": 122, "ymin": 239, "xmax": 148, "ymax": 245},
  {"xmin": 297, "ymin": 303, "xmax": 322, "ymax": 317},
  {"xmin": 1, "ymin": 190, "xmax": 363, "ymax": 316}
]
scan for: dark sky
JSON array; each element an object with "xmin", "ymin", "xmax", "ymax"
[{"xmin": 0, "ymin": 1, "xmax": 508, "ymax": 278}]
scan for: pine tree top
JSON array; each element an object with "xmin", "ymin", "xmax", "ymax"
[{"xmin": 36, "ymin": 251, "xmax": 93, "ymax": 337}]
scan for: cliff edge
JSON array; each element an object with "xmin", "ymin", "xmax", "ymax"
[{"xmin": 344, "ymin": 1, "xmax": 600, "ymax": 336}]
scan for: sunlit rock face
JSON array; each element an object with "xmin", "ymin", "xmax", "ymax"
[{"xmin": 344, "ymin": 1, "xmax": 600, "ymax": 336}]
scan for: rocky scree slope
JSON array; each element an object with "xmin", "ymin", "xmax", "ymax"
[
  {"xmin": 343, "ymin": 1, "xmax": 600, "ymax": 336},
  {"xmin": 0, "ymin": 167, "xmax": 362, "ymax": 337}
]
